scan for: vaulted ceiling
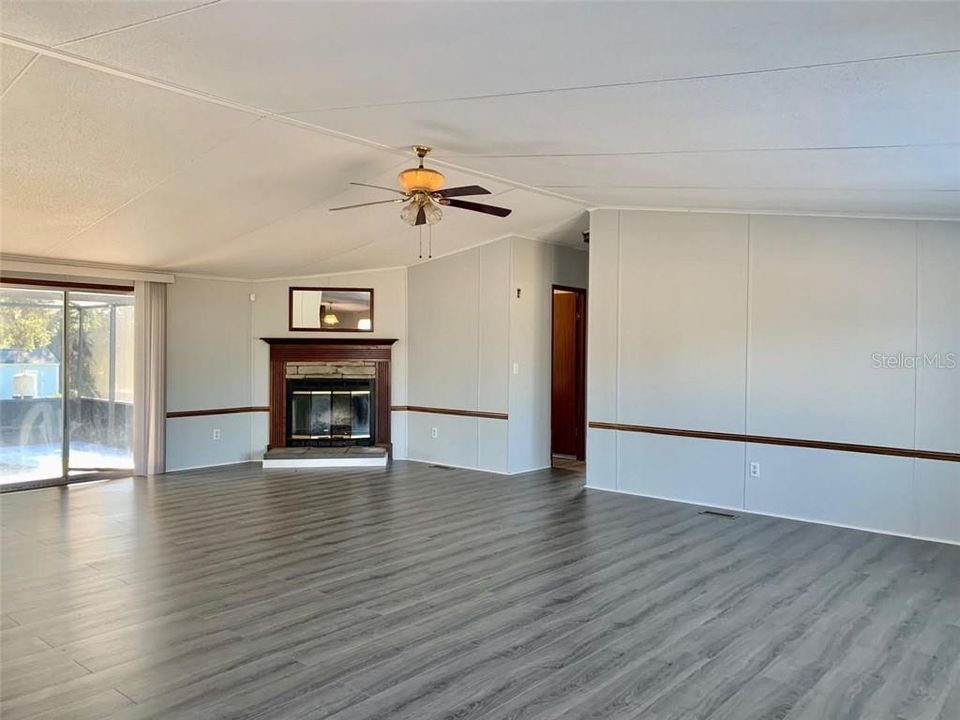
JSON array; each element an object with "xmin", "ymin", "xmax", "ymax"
[{"xmin": 1, "ymin": 1, "xmax": 957, "ymax": 279}]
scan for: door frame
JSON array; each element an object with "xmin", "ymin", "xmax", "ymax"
[{"xmin": 551, "ymin": 284, "xmax": 587, "ymax": 461}]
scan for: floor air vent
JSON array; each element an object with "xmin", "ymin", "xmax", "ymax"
[
  {"xmin": 430, "ymin": 465, "xmax": 453, "ymax": 470},
  {"xmin": 699, "ymin": 510, "xmax": 737, "ymax": 519}
]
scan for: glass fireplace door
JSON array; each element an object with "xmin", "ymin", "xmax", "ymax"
[
  {"xmin": 288, "ymin": 385, "xmax": 372, "ymax": 445},
  {"xmin": 290, "ymin": 391, "xmax": 333, "ymax": 441}
]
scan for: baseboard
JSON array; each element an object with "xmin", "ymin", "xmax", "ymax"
[
  {"xmin": 401, "ymin": 459, "xmax": 556, "ymax": 476},
  {"xmin": 164, "ymin": 459, "xmax": 255, "ymax": 474},
  {"xmin": 403, "ymin": 458, "xmax": 512, "ymax": 475},
  {"xmin": 584, "ymin": 485, "xmax": 960, "ymax": 547},
  {"xmin": 510, "ymin": 464, "xmax": 554, "ymax": 475},
  {"xmin": 262, "ymin": 457, "xmax": 387, "ymax": 469}
]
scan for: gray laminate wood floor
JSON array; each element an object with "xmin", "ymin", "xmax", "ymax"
[{"xmin": 1, "ymin": 461, "xmax": 958, "ymax": 719}]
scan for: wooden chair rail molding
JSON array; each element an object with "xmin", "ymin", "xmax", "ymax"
[
  {"xmin": 589, "ymin": 422, "xmax": 960, "ymax": 463},
  {"xmin": 167, "ymin": 407, "xmax": 269, "ymax": 419},
  {"xmin": 392, "ymin": 406, "xmax": 508, "ymax": 421}
]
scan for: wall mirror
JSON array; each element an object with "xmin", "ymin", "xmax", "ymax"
[{"xmin": 289, "ymin": 287, "xmax": 374, "ymax": 332}]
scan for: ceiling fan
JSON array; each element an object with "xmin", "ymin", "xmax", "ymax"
[{"xmin": 330, "ymin": 146, "xmax": 512, "ymax": 226}]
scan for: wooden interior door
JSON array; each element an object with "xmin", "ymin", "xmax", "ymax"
[{"xmin": 551, "ymin": 287, "xmax": 586, "ymax": 460}]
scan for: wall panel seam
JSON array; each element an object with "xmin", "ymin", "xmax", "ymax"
[
  {"xmin": 506, "ymin": 240, "xmax": 514, "ymax": 470},
  {"xmin": 743, "ymin": 215, "xmax": 752, "ymax": 509},
  {"xmin": 911, "ymin": 222, "xmax": 921, "ymax": 534},
  {"xmin": 615, "ymin": 211, "xmax": 622, "ymax": 490},
  {"xmin": 476, "ymin": 248, "xmax": 482, "ymax": 469}
]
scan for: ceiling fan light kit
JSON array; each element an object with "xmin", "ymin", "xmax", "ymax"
[
  {"xmin": 330, "ymin": 146, "xmax": 513, "ymax": 239},
  {"xmin": 399, "ymin": 197, "xmax": 442, "ymax": 226}
]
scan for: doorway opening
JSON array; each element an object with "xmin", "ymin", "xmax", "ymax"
[{"xmin": 551, "ymin": 285, "xmax": 586, "ymax": 468}]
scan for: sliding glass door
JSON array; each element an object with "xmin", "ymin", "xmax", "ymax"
[
  {"xmin": 0, "ymin": 287, "xmax": 65, "ymax": 484},
  {"xmin": 0, "ymin": 284, "xmax": 134, "ymax": 488},
  {"xmin": 66, "ymin": 292, "xmax": 135, "ymax": 477}
]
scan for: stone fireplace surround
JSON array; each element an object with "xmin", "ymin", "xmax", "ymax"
[
  {"xmin": 262, "ymin": 338, "xmax": 398, "ymax": 456},
  {"xmin": 286, "ymin": 360, "xmax": 376, "ymax": 380}
]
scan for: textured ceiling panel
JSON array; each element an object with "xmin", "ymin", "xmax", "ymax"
[
  {"xmin": 190, "ymin": 172, "xmax": 583, "ymax": 278},
  {"xmin": 0, "ymin": 56, "xmax": 253, "ymax": 254},
  {"xmin": 0, "ymin": 1, "xmax": 956, "ymax": 277},
  {"xmin": 0, "ymin": 0, "xmax": 209, "ymax": 46},
  {"xmin": 296, "ymin": 54, "xmax": 960, "ymax": 156},
  {"xmin": 54, "ymin": 119, "xmax": 404, "ymax": 270},
  {"xmin": 438, "ymin": 146, "xmax": 960, "ymax": 193},
  {"xmin": 0, "ymin": 44, "xmax": 34, "ymax": 93},
  {"xmin": 62, "ymin": 1, "xmax": 960, "ymax": 112}
]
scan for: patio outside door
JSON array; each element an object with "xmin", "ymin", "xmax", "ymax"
[{"xmin": 0, "ymin": 283, "xmax": 135, "ymax": 489}]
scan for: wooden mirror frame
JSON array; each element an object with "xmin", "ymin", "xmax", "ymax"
[{"xmin": 288, "ymin": 287, "xmax": 375, "ymax": 332}]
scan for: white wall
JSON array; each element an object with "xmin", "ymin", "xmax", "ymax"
[
  {"xmin": 250, "ymin": 267, "xmax": 408, "ymax": 458},
  {"xmin": 405, "ymin": 236, "xmax": 588, "ymax": 473},
  {"xmin": 163, "ymin": 237, "xmax": 588, "ymax": 475},
  {"xmin": 508, "ymin": 238, "xmax": 589, "ymax": 473},
  {"xmin": 165, "ymin": 276, "xmax": 255, "ymax": 470},
  {"xmin": 165, "ymin": 267, "xmax": 407, "ymax": 470},
  {"xmin": 406, "ymin": 241, "xmax": 509, "ymax": 471},
  {"xmin": 587, "ymin": 209, "xmax": 959, "ymax": 544}
]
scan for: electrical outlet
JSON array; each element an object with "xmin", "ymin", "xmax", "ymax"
[
  {"xmin": 431, "ymin": 427, "xmax": 438, "ymax": 439},
  {"xmin": 749, "ymin": 462, "xmax": 760, "ymax": 478},
  {"xmin": 213, "ymin": 428, "xmax": 222, "ymax": 441},
  {"xmin": 512, "ymin": 362, "xmax": 519, "ymax": 375}
]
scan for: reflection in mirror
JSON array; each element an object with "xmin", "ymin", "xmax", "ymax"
[{"xmin": 289, "ymin": 288, "xmax": 374, "ymax": 332}]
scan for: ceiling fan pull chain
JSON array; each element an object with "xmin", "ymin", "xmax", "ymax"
[
  {"xmin": 428, "ymin": 224, "xmax": 433, "ymax": 259},
  {"xmin": 418, "ymin": 225, "xmax": 423, "ymax": 260}
]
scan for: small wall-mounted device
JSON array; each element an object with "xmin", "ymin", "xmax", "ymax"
[
  {"xmin": 516, "ymin": 288, "xmax": 521, "ymax": 299},
  {"xmin": 582, "ymin": 231, "xmax": 590, "ymax": 243}
]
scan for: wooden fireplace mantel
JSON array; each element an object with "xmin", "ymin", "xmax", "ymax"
[
  {"xmin": 261, "ymin": 338, "xmax": 398, "ymax": 347},
  {"xmin": 262, "ymin": 338, "xmax": 398, "ymax": 453}
]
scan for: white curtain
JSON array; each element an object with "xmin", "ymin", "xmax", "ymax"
[{"xmin": 134, "ymin": 281, "xmax": 166, "ymax": 475}]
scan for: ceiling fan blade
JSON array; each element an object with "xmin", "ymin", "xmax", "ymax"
[
  {"xmin": 441, "ymin": 198, "xmax": 512, "ymax": 218},
  {"xmin": 349, "ymin": 181, "xmax": 406, "ymax": 195},
  {"xmin": 434, "ymin": 185, "xmax": 491, "ymax": 198},
  {"xmin": 415, "ymin": 205, "xmax": 427, "ymax": 226},
  {"xmin": 329, "ymin": 198, "xmax": 402, "ymax": 211}
]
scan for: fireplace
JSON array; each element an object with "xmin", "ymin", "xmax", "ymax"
[
  {"xmin": 263, "ymin": 338, "xmax": 397, "ymax": 455},
  {"xmin": 287, "ymin": 378, "xmax": 374, "ymax": 447}
]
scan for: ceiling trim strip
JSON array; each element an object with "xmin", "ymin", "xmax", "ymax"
[
  {"xmin": 0, "ymin": 52, "xmax": 37, "ymax": 99},
  {"xmin": 584, "ymin": 206, "xmax": 960, "ymax": 223},
  {"xmin": 55, "ymin": 0, "xmax": 224, "ymax": 48}
]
